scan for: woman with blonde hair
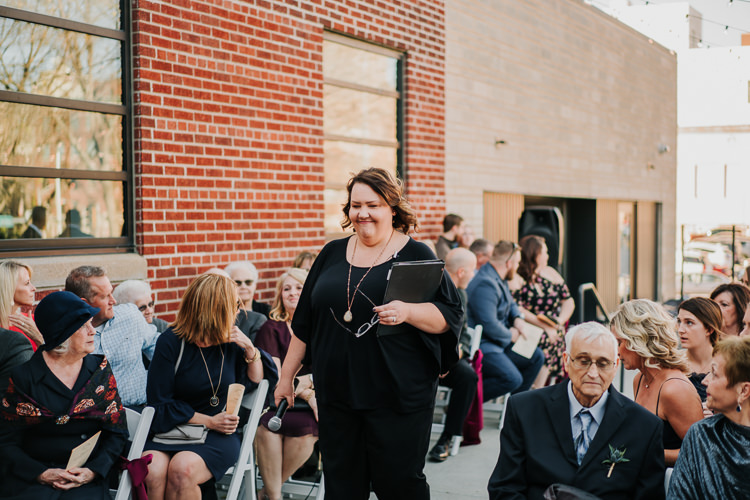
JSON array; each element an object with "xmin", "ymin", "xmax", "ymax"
[
  {"xmin": 254, "ymin": 268, "xmax": 317, "ymax": 500},
  {"xmin": 610, "ymin": 299, "xmax": 704, "ymax": 466},
  {"xmin": 143, "ymin": 274, "xmax": 276, "ymax": 500},
  {"xmin": 0, "ymin": 260, "xmax": 43, "ymax": 350}
]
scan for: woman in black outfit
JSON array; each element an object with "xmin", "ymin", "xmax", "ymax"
[
  {"xmin": 275, "ymin": 168, "xmax": 463, "ymax": 500},
  {"xmin": 0, "ymin": 291, "xmax": 128, "ymax": 499}
]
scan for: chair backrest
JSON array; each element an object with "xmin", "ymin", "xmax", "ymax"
[
  {"xmin": 113, "ymin": 406, "xmax": 155, "ymax": 500},
  {"xmin": 469, "ymin": 324, "xmax": 483, "ymax": 359},
  {"xmin": 224, "ymin": 379, "xmax": 269, "ymax": 500}
]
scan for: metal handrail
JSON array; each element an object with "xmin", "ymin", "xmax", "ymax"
[{"xmin": 577, "ymin": 283, "xmax": 612, "ymax": 324}]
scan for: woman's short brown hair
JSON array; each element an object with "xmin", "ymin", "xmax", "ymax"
[
  {"xmin": 713, "ymin": 336, "xmax": 750, "ymax": 387},
  {"xmin": 611, "ymin": 299, "xmax": 689, "ymax": 372},
  {"xmin": 679, "ymin": 297, "xmax": 724, "ymax": 346},
  {"xmin": 341, "ymin": 168, "xmax": 418, "ymax": 234},
  {"xmin": 172, "ymin": 274, "xmax": 238, "ymax": 345},
  {"xmin": 269, "ymin": 268, "xmax": 308, "ymax": 322}
]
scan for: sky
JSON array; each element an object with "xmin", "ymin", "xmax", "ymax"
[{"xmin": 594, "ymin": 0, "xmax": 750, "ymax": 48}]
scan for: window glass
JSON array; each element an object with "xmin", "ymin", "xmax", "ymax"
[
  {"xmin": 2, "ymin": 0, "xmax": 121, "ymax": 30},
  {"xmin": 0, "ymin": 102, "xmax": 123, "ymax": 170},
  {"xmin": 323, "ymin": 41, "xmax": 397, "ymax": 91},
  {"xmin": 0, "ymin": 18, "xmax": 122, "ymax": 103},
  {"xmin": 0, "ymin": 177, "xmax": 124, "ymax": 239},
  {"xmin": 324, "ymin": 141, "xmax": 397, "ymax": 190},
  {"xmin": 324, "ymin": 87, "xmax": 397, "ymax": 142}
]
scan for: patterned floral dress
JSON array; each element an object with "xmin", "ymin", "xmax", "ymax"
[{"xmin": 512, "ymin": 275, "xmax": 571, "ymax": 381}]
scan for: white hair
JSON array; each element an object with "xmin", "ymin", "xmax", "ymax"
[
  {"xmin": 49, "ymin": 337, "xmax": 71, "ymax": 355},
  {"xmin": 224, "ymin": 261, "xmax": 258, "ymax": 281},
  {"xmin": 113, "ymin": 280, "xmax": 152, "ymax": 305},
  {"xmin": 565, "ymin": 321, "xmax": 617, "ymax": 360}
]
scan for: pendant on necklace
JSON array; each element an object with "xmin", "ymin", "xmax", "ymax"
[
  {"xmin": 210, "ymin": 396, "xmax": 219, "ymax": 407},
  {"xmin": 343, "ymin": 310, "xmax": 353, "ymax": 322}
]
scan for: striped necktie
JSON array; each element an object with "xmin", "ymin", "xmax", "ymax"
[{"xmin": 574, "ymin": 409, "xmax": 592, "ymax": 465}]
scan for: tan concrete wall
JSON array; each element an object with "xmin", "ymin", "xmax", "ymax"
[{"xmin": 445, "ymin": 0, "xmax": 677, "ymax": 300}]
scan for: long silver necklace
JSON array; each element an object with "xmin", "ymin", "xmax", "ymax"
[
  {"xmin": 198, "ymin": 345, "xmax": 224, "ymax": 407},
  {"xmin": 344, "ymin": 230, "xmax": 394, "ymax": 322}
]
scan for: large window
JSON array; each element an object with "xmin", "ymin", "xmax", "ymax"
[
  {"xmin": 323, "ymin": 34, "xmax": 402, "ymax": 238},
  {"xmin": 0, "ymin": 2, "xmax": 131, "ymax": 254}
]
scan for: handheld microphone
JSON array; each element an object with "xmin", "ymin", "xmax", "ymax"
[{"xmin": 268, "ymin": 399, "xmax": 289, "ymax": 432}]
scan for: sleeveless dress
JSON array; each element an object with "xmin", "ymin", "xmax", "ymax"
[
  {"xmin": 512, "ymin": 275, "xmax": 570, "ymax": 380},
  {"xmin": 634, "ymin": 375, "xmax": 689, "ymax": 450}
]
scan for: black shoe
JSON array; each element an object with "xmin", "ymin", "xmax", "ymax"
[{"xmin": 428, "ymin": 439, "xmax": 451, "ymax": 462}]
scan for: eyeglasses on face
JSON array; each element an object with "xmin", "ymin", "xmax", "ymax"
[
  {"xmin": 234, "ymin": 279, "xmax": 254, "ymax": 287},
  {"xmin": 569, "ymin": 356, "xmax": 615, "ymax": 372},
  {"xmin": 138, "ymin": 301, "xmax": 155, "ymax": 312},
  {"xmin": 330, "ymin": 309, "xmax": 380, "ymax": 338}
]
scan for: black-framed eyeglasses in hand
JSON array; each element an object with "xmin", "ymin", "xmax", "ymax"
[{"xmin": 331, "ymin": 309, "xmax": 380, "ymax": 338}]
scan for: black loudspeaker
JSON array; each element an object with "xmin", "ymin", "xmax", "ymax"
[{"xmin": 518, "ymin": 206, "xmax": 564, "ymax": 271}]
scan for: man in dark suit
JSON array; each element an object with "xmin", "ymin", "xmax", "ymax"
[
  {"xmin": 466, "ymin": 240, "xmax": 544, "ymax": 401},
  {"xmin": 488, "ymin": 322, "xmax": 665, "ymax": 500}
]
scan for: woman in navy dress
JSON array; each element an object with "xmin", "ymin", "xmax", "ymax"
[{"xmin": 143, "ymin": 274, "xmax": 276, "ymax": 500}]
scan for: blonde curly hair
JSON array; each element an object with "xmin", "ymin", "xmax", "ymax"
[{"xmin": 610, "ymin": 298, "xmax": 688, "ymax": 372}]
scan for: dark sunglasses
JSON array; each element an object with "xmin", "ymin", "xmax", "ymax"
[
  {"xmin": 138, "ymin": 301, "xmax": 155, "ymax": 312},
  {"xmin": 234, "ymin": 279, "xmax": 254, "ymax": 287}
]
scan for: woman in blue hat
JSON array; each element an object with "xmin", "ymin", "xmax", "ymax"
[{"xmin": 0, "ymin": 291, "xmax": 128, "ymax": 499}]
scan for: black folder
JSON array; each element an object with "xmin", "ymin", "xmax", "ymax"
[{"xmin": 377, "ymin": 259, "xmax": 445, "ymax": 336}]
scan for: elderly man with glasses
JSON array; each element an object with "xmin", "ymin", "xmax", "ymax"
[
  {"xmin": 466, "ymin": 240, "xmax": 544, "ymax": 401},
  {"xmin": 488, "ymin": 321, "xmax": 666, "ymax": 500}
]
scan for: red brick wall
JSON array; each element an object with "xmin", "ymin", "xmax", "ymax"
[{"xmin": 131, "ymin": 0, "xmax": 446, "ymax": 318}]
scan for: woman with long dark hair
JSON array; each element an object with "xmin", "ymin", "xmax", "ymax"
[{"xmin": 509, "ymin": 235, "xmax": 575, "ymax": 386}]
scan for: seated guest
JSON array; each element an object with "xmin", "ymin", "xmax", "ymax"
[
  {"xmin": 611, "ymin": 299, "xmax": 704, "ymax": 466},
  {"xmin": 428, "ymin": 248, "xmax": 479, "ymax": 462},
  {"xmin": 469, "ymin": 238, "xmax": 493, "ymax": 270},
  {"xmin": 435, "ymin": 214, "xmax": 464, "ymax": 260},
  {"xmin": 65, "ymin": 266, "xmax": 160, "ymax": 410},
  {"xmin": 113, "ymin": 279, "xmax": 170, "ymax": 333},
  {"xmin": 677, "ymin": 297, "xmax": 722, "ymax": 401},
  {"xmin": 488, "ymin": 322, "xmax": 665, "ymax": 500},
  {"xmin": 143, "ymin": 273, "xmax": 275, "ymax": 500},
  {"xmin": 0, "ymin": 260, "xmax": 43, "ymax": 350},
  {"xmin": 0, "ymin": 291, "xmax": 128, "ymax": 499},
  {"xmin": 710, "ymin": 283, "xmax": 750, "ymax": 338},
  {"xmin": 668, "ymin": 336, "xmax": 750, "ymax": 498},
  {"xmin": 292, "ymin": 251, "xmax": 317, "ymax": 272},
  {"xmin": 225, "ymin": 260, "xmax": 271, "ymax": 320},
  {"xmin": 255, "ymin": 268, "xmax": 318, "ymax": 500},
  {"xmin": 466, "ymin": 241, "xmax": 544, "ymax": 401}
]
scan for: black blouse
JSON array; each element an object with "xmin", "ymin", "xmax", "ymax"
[{"xmin": 292, "ymin": 236, "xmax": 463, "ymax": 412}]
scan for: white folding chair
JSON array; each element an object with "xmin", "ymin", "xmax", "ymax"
[
  {"xmin": 113, "ymin": 406, "xmax": 155, "ymax": 500},
  {"xmin": 468, "ymin": 324, "xmax": 483, "ymax": 359},
  {"xmin": 223, "ymin": 379, "xmax": 269, "ymax": 500}
]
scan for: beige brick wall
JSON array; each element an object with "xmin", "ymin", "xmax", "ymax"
[{"xmin": 445, "ymin": 0, "xmax": 677, "ymax": 300}]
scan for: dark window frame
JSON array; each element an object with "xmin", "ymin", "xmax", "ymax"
[
  {"xmin": 322, "ymin": 32, "xmax": 405, "ymax": 239},
  {"xmin": 0, "ymin": 2, "xmax": 133, "ymax": 256}
]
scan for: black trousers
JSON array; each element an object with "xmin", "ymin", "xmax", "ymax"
[
  {"xmin": 317, "ymin": 402, "xmax": 433, "ymax": 500},
  {"xmin": 438, "ymin": 358, "xmax": 478, "ymax": 437}
]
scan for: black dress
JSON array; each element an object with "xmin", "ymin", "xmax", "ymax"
[
  {"xmin": 144, "ymin": 329, "xmax": 277, "ymax": 480},
  {"xmin": 0, "ymin": 352, "xmax": 127, "ymax": 500}
]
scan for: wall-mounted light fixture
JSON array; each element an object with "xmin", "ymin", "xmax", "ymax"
[
  {"xmin": 494, "ymin": 139, "xmax": 506, "ymax": 147},
  {"xmin": 658, "ymin": 144, "xmax": 670, "ymax": 154}
]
